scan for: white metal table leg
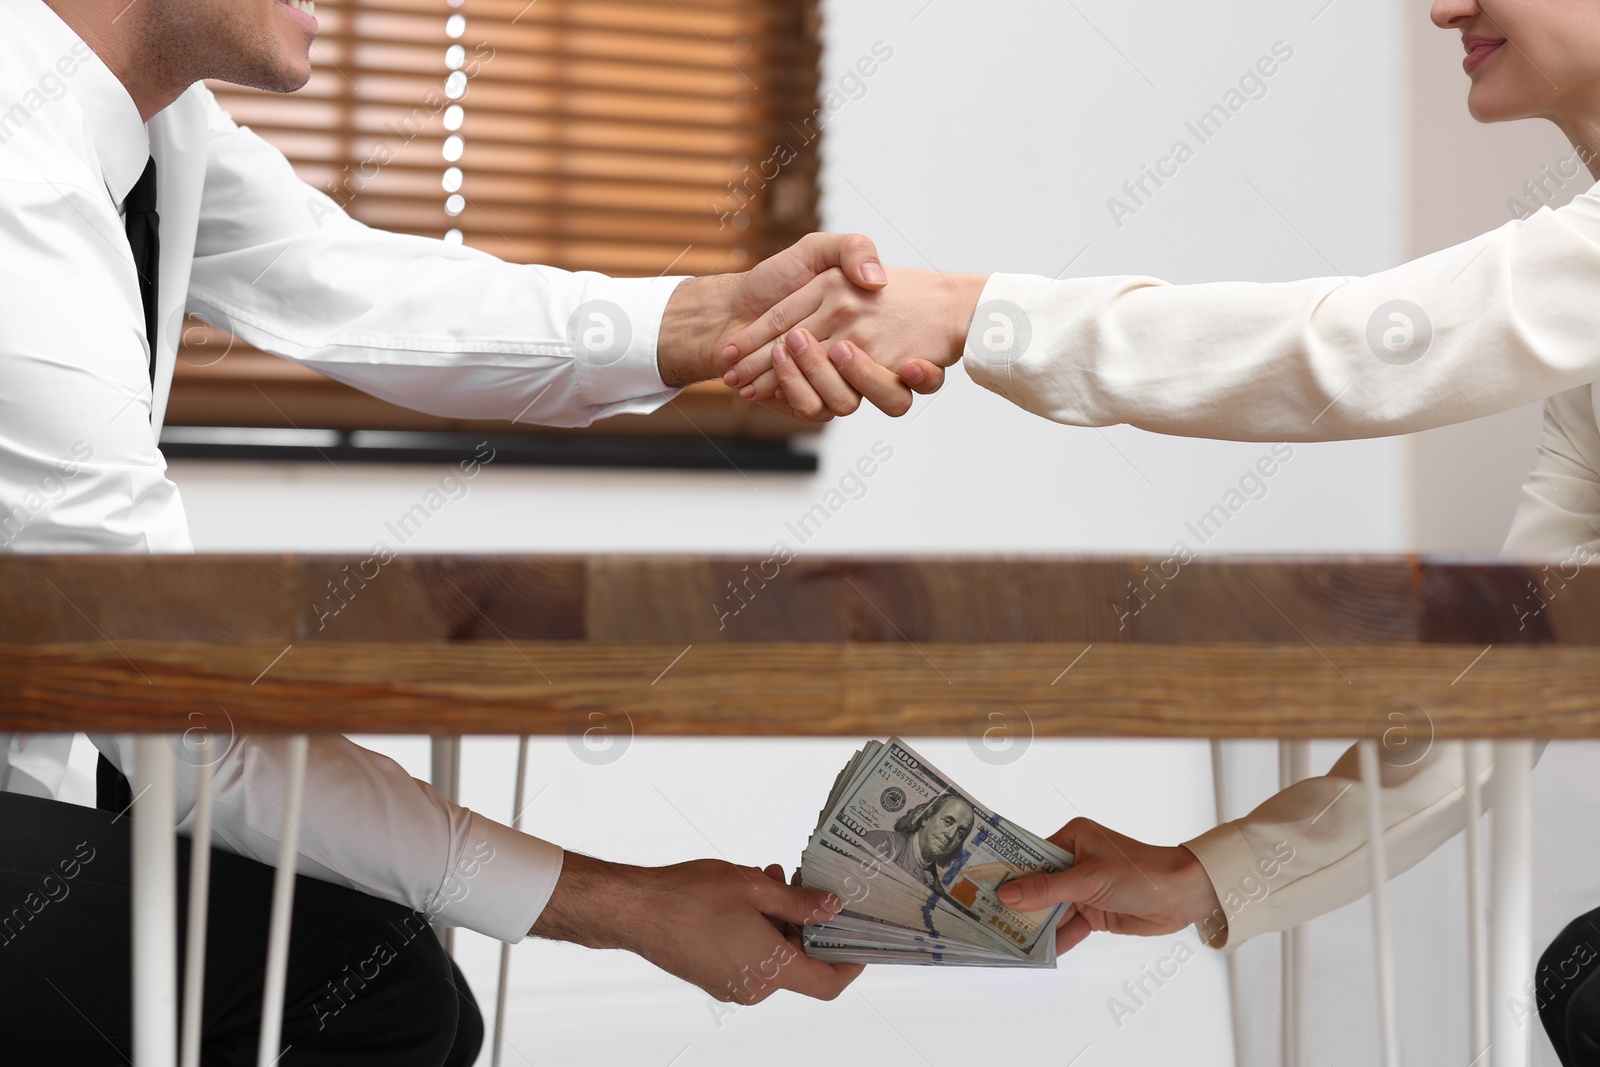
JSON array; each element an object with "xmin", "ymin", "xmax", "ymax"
[
  {"xmin": 431, "ymin": 736, "xmax": 462, "ymax": 956},
  {"xmin": 431, "ymin": 736, "xmax": 461, "ymax": 803},
  {"xmin": 133, "ymin": 736, "xmax": 178, "ymax": 1067},
  {"xmin": 1280, "ymin": 741, "xmax": 1311, "ymax": 1067},
  {"xmin": 492, "ymin": 736, "xmax": 530, "ymax": 1067},
  {"xmin": 180, "ymin": 734, "xmax": 215, "ymax": 1067},
  {"xmin": 1210, "ymin": 740, "xmax": 1245, "ymax": 1067},
  {"xmin": 1464, "ymin": 741, "xmax": 1490, "ymax": 1064},
  {"xmin": 1490, "ymin": 740, "xmax": 1534, "ymax": 1067},
  {"xmin": 257, "ymin": 735, "xmax": 310, "ymax": 1067},
  {"xmin": 1359, "ymin": 740, "xmax": 1401, "ymax": 1067}
]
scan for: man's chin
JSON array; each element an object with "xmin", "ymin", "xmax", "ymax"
[
  {"xmin": 281, "ymin": 62, "xmax": 314, "ymax": 92},
  {"xmin": 218, "ymin": 56, "xmax": 313, "ymax": 95},
  {"xmin": 267, "ymin": 45, "xmax": 315, "ymax": 92}
]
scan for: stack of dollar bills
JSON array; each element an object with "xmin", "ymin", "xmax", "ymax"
[{"xmin": 799, "ymin": 738, "xmax": 1074, "ymax": 967}]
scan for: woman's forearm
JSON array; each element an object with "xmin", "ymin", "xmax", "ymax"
[{"xmin": 962, "ymin": 193, "xmax": 1600, "ymax": 442}]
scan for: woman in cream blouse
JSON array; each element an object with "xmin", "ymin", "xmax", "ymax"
[{"xmin": 721, "ymin": 0, "xmax": 1600, "ymax": 1058}]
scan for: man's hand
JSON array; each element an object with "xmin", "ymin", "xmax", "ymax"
[
  {"xmin": 656, "ymin": 233, "xmax": 922, "ymax": 422},
  {"xmin": 720, "ymin": 267, "xmax": 987, "ymax": 410},
  {"xmin": 994, "ymin": 818, "xmax": 1224, "ymax": 956},
  {"xmin": 530, "ymin": 852, "xmax": 864, "ymax": 1004}
]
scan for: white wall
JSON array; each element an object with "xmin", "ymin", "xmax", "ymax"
[
  {"xmin": 1403, "ymin": 4, "xmax": 1572, "ymax": 554},
  {"xmin": 165, "ymin": 1, "xmax": 1444, "ymax": 1064}
]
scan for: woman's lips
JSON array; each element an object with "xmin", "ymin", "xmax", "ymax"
[{"xmin": 1463, "ymin": 36, "xmax": 1505, "ymax": 75}]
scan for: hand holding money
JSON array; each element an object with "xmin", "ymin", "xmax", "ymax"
[
  {"xmin": 798, "ymin": 739, "xmax": 1075, "ymax": 967},
  {"xmin": 999, "ymin": 818, "xmax": 1225, "ymax": 955},
  {"xmin": 531, "ymin": 852, "xmax": 862, "ymax": 1002}
]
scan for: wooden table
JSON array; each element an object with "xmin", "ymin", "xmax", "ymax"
[
  {"xmin": 2, "ymin": 554, "xmax": 1593, "ymax": 1067},
  {"xmin": 3, "ymin": 554, "xmax": 1596, "ymax": 738}
]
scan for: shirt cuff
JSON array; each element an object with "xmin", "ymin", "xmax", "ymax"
[
  {"xmin": 569, "ymin": 274, "xmax": 690, "ymax": 415},
  {"xmin": 1181, "ymin": 822, "xmax": 1259, "ymax": 952},
  {"xmin": 959, "ymin": 272, "xmax": 1112, "ymax": 426},
  {"xmin": 435, "ymin": 811, "xmax": 565, "ymax": 944}
]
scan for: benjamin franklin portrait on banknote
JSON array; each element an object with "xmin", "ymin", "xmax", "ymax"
[{"xmin": 862, "ymin": 792, "xmax": 976, "ymax": 893}]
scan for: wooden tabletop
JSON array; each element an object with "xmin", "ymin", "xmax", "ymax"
[{"xmin": 3, "ymin": 554, "xmax": 1595, "ymax": 739}]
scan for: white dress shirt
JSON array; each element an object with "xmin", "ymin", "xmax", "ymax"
[
  {"xmin": 0, "ymin": 1, "xmax": 690, "ymax": 943},
  {"xmin": 965, "ymin": 195, "xmax": 1600, "ymax": 946}
]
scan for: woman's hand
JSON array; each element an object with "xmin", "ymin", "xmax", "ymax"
[
  {"xmin": 659, "ymin": 232, "xmax": 922, "ymax": 422},
  {"xmin": 719, "ymin": 267, "xmax": 988, "ymax": 413},
  {"xmin": 996, "ymin": 818, "xmax": 1224, "ymax": 956}
]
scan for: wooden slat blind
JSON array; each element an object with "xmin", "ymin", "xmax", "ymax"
[{"xmin": 170, "ymin": 0, "xmax": 822, "ymax": 439}]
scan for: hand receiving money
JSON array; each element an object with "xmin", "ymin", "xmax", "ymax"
[{"xmin": 798, "ymin": 739, "xmax": 1074, "ymax": 968}]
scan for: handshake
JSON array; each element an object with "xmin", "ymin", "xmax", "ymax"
[{"xmin": 652, "ymin": 231, "xmax": 991, "ymax": 423}]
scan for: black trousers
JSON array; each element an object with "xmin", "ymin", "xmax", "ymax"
[
  {"xmin": 0, "ymin": 792, "xmax": 482, "ymax": 1066},
  {"xmin": 1540, "ymin": 906, "xmax": 1600, "ymax": 1064}
]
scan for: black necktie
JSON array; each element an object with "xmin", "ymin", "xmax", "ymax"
[
  {"xmin": 96, "ymin": 751, "xmax": 134, "ymax": 814},
  {"xmin": 96, "ymin": 161, "xmax": 161, "ymax": 812},
  {"xmin": 124, "ymin": 156, "xmax": 160, "ymax": 395}
]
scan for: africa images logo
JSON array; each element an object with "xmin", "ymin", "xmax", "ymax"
[
  {"xmin": 567, "ymin": 300, "xmax": 632, "ymax": 368},
  {"xmin": 1366, "ymin": 299, "xmax": 1433, "ymax": 366}
]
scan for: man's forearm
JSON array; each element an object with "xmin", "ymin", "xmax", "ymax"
[
  {"xmin": 527, "ymin": 851, "xmax": 858, "ymax": 1004},
  {"xmin": 529, "ymin": 851, "xmax": 645, "ymax": 950},
  {"xmin": 656, "ymin": 273, "xmax": 741, "ymax": 388}
]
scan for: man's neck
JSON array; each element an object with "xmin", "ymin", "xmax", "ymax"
[{"xmin": 44, "ymin": 0, "xmax": 188, "ymax": 121}]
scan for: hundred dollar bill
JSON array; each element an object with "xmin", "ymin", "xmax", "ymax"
[
  {"xmin": 803, "ymin": 936, "xmax": 1041, "ymax": 967},
  {"xmin": 803, "ymin": 914, "xmax": 1039, "ymax": 967},
  {"xmin": 800, "ymin": 738, "xmax": 1073, "ymax": 965}
]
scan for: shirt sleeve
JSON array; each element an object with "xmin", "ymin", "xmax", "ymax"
[
  {"xmin": 91, "ymin": 732, "xmax": 561, "ymax": 944},
  {"xmin": 0, "ymin": 734, "xmax": 74, "ymax": 799},
  {"xmin": 186, "ymin": 86, "xmax": 685, "ymax": 428},
  {"xmin": 1183, "ymin": 388, "xmax": 1600, "ymax": 951},
  {"xmin": 962, "ymin": 184, "xmax": 1600, "ymax": 442},
  {"xmin": 1182, "ymin": 741, "xmax": 1496, "ymax": 950}
]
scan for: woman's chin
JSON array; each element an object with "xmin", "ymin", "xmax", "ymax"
[{"xmin": 1465, "ymin": 87, "xmax": 1523, "ymax": 124}]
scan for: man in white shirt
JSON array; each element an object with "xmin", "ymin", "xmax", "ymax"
[{"xmin": 0, "ymin": 0, "xmax": 930, "ymax": 1062}]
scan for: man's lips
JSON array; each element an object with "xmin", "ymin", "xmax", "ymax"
[
  {"xmin": 1462, "ymin": 34, "xmax": 1505, "ymax": 74},
  {"xmin": 275, "ymin": 0, "xmax": 318, "ymax": 35}
]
